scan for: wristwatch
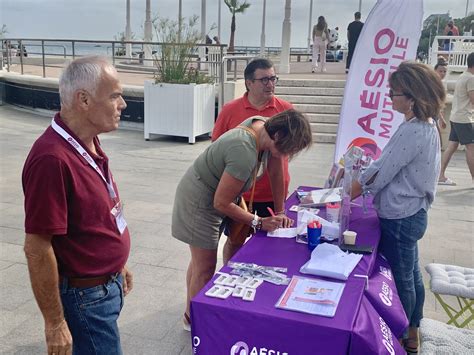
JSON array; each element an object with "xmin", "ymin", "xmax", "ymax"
[{"xmin": 251, "ymin": 213, "xmax": 261, "ymax": 233}]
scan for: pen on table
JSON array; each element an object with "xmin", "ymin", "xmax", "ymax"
[{"xmin": 267, "ymin": 207, "xmax": 276, "ymax": 217}]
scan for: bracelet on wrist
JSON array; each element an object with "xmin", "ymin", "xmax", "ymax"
[
  {"xmin": 275, "ymin": 210, "xmax": 285, "ymax": 215},
  {"xmin": 45, "ymin": 319, "xmax": 66, "ymax": 333}
]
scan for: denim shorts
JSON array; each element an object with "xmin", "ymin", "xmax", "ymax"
[{"xmin": 60, "ymin": 273, "xmax": 124, "ymax": 355}]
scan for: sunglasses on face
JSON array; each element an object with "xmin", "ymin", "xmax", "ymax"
[
  {"xmin": 388, "ymin": 89, "xmax": 406, "ymax": 99},
  {"xmin": 252, "ymin": 76, "xmax": 279, "ymax": 85}
]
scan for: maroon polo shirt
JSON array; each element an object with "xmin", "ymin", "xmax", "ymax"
[{"xmin": 22, "ymin": 113, "xmax": 130, "ymax": 277}]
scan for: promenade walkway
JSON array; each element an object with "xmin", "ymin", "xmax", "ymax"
[
  {"xmin": 0, "ymin": 104, "xmax": 472, "ymax": 354},
  {"xmin": 3, "ymin": 59, "xmax": 348, "ymax": 86}
]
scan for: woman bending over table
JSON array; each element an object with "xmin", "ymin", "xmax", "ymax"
[
  {"xmin": 172, "ymin": 109, "xmax": 313, "ymax": 331},
  {"xmin": 351, "ymin": 62, "xmax": 445, "ymax": 354}
]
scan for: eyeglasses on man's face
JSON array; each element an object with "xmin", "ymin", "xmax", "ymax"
[
  {"xmin": 252, "ymin": 76, "xmax": 279, "ymax": 85},
  {"xmin": 388, "ymin": 89, "xmax": 406, "ymax": 99}
]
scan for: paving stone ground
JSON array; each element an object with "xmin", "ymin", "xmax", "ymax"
[{"xmin": 0, "ymin": 104, "xmax": 472, "ymax": 354}]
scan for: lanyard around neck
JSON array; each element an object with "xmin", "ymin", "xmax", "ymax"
[{"xmin": 51, "ymin": 118, "xmax": 117, "ymax": 199}]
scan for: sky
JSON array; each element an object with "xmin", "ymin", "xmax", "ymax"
[{"xmin": 0, "ymin": 0, "xmax": 470, "ymax": 48}]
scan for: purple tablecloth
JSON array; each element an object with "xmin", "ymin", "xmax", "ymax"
[
  {"xmin": 350, "ymin": 297, "xmax": 406, "ymax": 355},
  {"xmin": 191, "ymin": 187, "xmax": 403, "ymax": 354},
  {"xmin": 364, "ymin": 254, "xmax": 409, "ymax": 338}
]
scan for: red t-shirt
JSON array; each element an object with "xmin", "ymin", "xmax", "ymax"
[
  {"xmin": 212, "ymin": 93, "xmax": 293, "ymax": 202},
  {"xmin": 22, "ymin": 113, "xmax": 131, "ymax": 277}
]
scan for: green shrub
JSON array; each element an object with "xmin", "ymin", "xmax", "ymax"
[{"xmin": 152, "ymin": 15, "xmax": 213, "ymax": 84}]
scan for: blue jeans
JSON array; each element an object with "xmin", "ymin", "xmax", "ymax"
[
  {"xmin": 60, "ymin": 273, "xmax": 124, "ymax": 355},
  {"xmin": 379, "ymin": 208, "xmax": 427, "ymax": 331}
]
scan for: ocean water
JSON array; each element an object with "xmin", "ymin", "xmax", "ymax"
[{"xmin": 16, "ymin": 40, "xmax": 149, "ymax": 58}]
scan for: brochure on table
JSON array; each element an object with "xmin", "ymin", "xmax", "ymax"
[{"xmin": 275, "ymin": 276, "xmax": 345, "ymax": 317}]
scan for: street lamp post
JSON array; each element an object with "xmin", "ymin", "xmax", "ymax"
[
  {"xmin": 178, "ymin": 0, "xmax": 183, "ymax": 42},
  {"xmin": 260, "ymin": 0, "xmax": 267, "ymax": 56},
  {"xmin": 307, "ymin": 0, "xmax": 313, "ymax": 53},
  {"xmin": 358, "ymin": 0, "xmax": 362, "ymax": 13},
  {"xmin": 144, "ymin": 0, "xmax": 153, "ymax": 66},
  {"xmin": 280, "ymin": 0, "xmax": 292, "ymax": 73},
  {"xmin": 218, "ymin": 0, "xmax": 222, "ymax": 43},
  {"xmin": 125, "ymin": 0, "xmax": 132, "ymax": 60},
  {"xmin": 201, "ymin": 0, "xmax": 207, "ymax": 43}
]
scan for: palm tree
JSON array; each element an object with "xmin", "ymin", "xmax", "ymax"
[{"xmin": 224, "ymin": 0, "xmax": 251, "ymax": 52}]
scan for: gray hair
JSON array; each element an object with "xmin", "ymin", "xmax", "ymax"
[{"xmin": 59, "ymin": 55, "xmax": 114, "ymax": 109}]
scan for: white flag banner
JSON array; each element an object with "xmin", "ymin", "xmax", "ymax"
[{"xmin": 333, "ymin": 0, "xmax": 424, "ymax": 163}]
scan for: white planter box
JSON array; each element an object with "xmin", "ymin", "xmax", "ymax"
[{"xmin": 144, "ymin": 81, "xmax": 216, "ymax": 144}]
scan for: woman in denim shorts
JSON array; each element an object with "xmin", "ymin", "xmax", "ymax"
[{"xmin": 352, "ymin": 62, "xmax": 446, "ymax": 354}]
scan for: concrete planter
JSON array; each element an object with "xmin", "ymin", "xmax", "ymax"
[{"xmin": 144, "ymin": 81, "xmax": 215, "ymax": 143}]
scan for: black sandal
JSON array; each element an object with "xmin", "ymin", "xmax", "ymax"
[{"xmin": 404, "ymin": 339, "xmax": 418, "ymax": 354}]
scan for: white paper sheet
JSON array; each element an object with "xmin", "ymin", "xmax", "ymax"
[
  {"xmin": 266, "ymin": 228, "xmax": 298, "ymax": 238},
  {"xmin": 300, "ymin": 243, "xmax": 363, "ymax": 280}
]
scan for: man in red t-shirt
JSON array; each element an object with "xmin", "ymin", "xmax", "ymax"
[
  {"xmin": 443, "ymin": 20, "xmax": 460, "ymax": 36},
  {"xmin": 22, "ymin": 56, "xmax": 132, "ymax": 354},
  {"xmin": 212, "ymin": 58, "xmax": 293, "ymax": 259}
]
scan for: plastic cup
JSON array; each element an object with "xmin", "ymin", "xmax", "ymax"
[
  {"xmin": 343, "ymin": 230, "xmax": 357, "ymax": 245},
  {"xmin": 308, "ymin": 222, "xmax": 322, "ymax": 250}
]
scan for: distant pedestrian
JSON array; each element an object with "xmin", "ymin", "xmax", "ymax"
[
  {"xmin": 312, "ymin": 16, "xmax": 329, "ymax": 73},
  {"xmin": 205, "ymin": 35, "xmax": 213, "ymax": 60},
  {"xmin": 439, "ymin": 52, "xmax": 474, "ymax": 186},
  {"xmin": 434, "ymin": 58, "xmax": 448, "ymax": 146},
  {"xmin": 346, "ymin": 11, "xmax": 364, "ymax": 73},
  {"xmin": 444, "ymin": 20, "xmax": 459, "ymax": 36},
  {"xmin": 443, "ymin": 24, "xmax": 454, "ymax": 51},
  {"xmin": 16, "ymin": 41, "xmax": 27, "ymax": 57}
]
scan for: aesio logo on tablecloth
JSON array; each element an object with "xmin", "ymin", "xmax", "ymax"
[
  {"xmin": 379, "ymin": 266, "xmax": 393, "ymax": 281},
  {"xmin": 379, "ymin": 316, "xmax": 395, "ymax": 355},
  {"xmin": 230, "ymin": 341, "xmax": 288, "ymax": 355},
  {"xmin": 378, "ymin": 280, "xmax": 393, "ymax": 307}
]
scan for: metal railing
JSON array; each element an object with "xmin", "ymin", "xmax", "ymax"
[
  {"xmin": 1, "ymin": 38, "xmax": 346, "ymax": 82},
  {"xmin": 1, "ymin": 38, "xmax": 228, "ymax": 83}
]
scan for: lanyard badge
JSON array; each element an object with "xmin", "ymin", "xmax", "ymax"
[{"xmin": 51, "ymin": 117, "xmax": 127, "ymax": 234}]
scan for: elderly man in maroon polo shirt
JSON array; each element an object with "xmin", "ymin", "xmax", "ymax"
[
  {"xmin": 211, "ymin": 58, "xmax": 293, "ymax": 263},
  {"xmin": 22, "ymin": 56, "xmax": 132, "ymax": 355}
]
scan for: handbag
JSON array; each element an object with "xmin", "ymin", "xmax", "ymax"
[{"xmin": 227, "ymin": 125, "xmax": 260, "ymax": 245}]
